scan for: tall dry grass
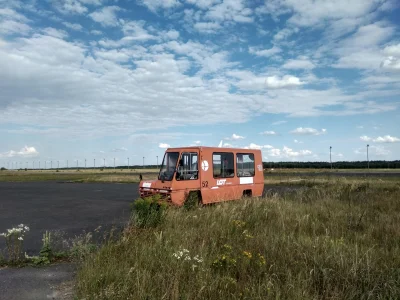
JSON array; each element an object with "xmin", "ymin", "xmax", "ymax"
[{"xmin": 76, "ymin": 181, "xmax": 400, "ymax": 299}]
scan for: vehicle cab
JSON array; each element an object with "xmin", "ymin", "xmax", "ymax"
[{"xmin": 139, "ymin": 146, "xmax": 264, "ymax": 206}]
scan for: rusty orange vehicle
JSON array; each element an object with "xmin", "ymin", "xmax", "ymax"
[{"xmin": 139, "ymin": 146, "xmax": 264, "ymax": 206}]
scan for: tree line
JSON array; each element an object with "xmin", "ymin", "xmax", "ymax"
[{"xmin": 261, "ymin": 160, "xmax": 400, "ymax": 169}]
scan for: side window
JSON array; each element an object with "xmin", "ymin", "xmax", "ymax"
[
  {"xmin": 176, "ymin": 152, "xmax": 198, "ymax": 180},
  {"xmin": 237, "ymin": 153, "xmax": 255, "ymax": 177},
  {"xmin": 213, "ymin": 152, "xmax": 234, "ymax": 178}
]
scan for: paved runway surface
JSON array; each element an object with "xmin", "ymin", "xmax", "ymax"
[
  {"xmin": 0, "ymin": 263, "xmax": 76, "ymax": 300},
  {"xmin": 0, "ymin": 182, "xmax": 138, "ymax": 255}
]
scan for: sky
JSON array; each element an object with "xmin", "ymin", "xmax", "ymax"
[{"xmin": 0, "ymin": 0, "xmax": 399, "ymax": 168}]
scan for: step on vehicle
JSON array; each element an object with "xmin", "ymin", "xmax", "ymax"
[{"xmin": 139, "ymin": 146, "xmax": 264, "ymax": 206}]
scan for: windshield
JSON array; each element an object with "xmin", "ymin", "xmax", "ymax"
[{"xmin": 158, "ymin": 152, "xmax": 179, "ymax": 181}]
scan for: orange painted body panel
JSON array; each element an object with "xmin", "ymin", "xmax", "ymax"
[{"xmin": 139, "ymin": 146, "xmax": 264, "ymax": 206}]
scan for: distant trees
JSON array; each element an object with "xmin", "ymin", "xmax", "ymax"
[{"xmin": 262, "ymin": 160, "xmax": 400, "ymax": 169}]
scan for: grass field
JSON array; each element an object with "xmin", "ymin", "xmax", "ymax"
[
  {"xmin": 1, "ymin": 168, "xmax": 399, "ymax": 184},
  {"xmin": 0, "ymin": 169, "xmax": 158, "ymax": 183},
  {"xmin": 74, "ymin": 178, "xmax": 400, "ymax": 300}
]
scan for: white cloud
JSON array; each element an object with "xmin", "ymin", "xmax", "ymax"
[
  {"xmin": 283, "ymin": 57, "xmax": 315, "ymax": 69},
  {"xmin": 245, "ymin": 143, "xmax": 274, "ymax": 150},
  {"xmin": 194, "ymin": 140, "xmax": 201, "ymax": 145},
  {"xmin": 62, "ymin": 22, "xmax": 83, "ymax": 31},
  {"xmin": 380, "ymin": 56, "xmax": 400, "ymax": 71},
  {"xmin": 193, "ymin": 22, "xmax": 221, "ymax": 33},
  {"xmin": 360, "ymin": 135, "xmax": 400, "ymax": 143},
  {"xmin": 0, "ymin": 8, "xmax": 31, "ymax": 36},
  {"xmin": 159, "ymin": 143, "xmax": 171, "ymax": 148},
  {"xmin": 332, "ymin": 23, "xmax": 395, "ymax": 69},
  {"xmin": 264, "ymin": 146, "xmax": 313, "ymax": 159},
  {"xmin": 222, "ymin": 143, "xmax": 233, "ymax": 148},
  {"xmin": 79, "ymin": 0, "xmax": 104, "ymax": 5},
  {"xmin": 260, "ymin": 131, "xmax": 276, "ymax": 135},
  {"xmin": 140, "ymin": 0, "xmax": 181, "ymax": 12},
  {"xmin": 52, "ymin": 0, "xmax": 89, "ymax": 14},
  {"xmin": 360, "ymin": 135, "xmax": 372, "ymax": 141},
  {"xmin": 273, "ymin": 28, "xmax": 299, "ymax": 41},
  {"xmin": 259, "ymin": 0, "xmax": 391, "ymax": 27},
  {"xmin": 122, "ymin": 21, "xmax": 158, "ymax": 41},
  {"xmin": 356, "ymin": 125, "xmax": 364, "ymax": 129},
  {"xmin": 0, "ymin": 8, "xmax": 29, "ymax": 22},
  {"xmin": 354, "ymin": 145, "xmax": 390, "ymax": 156},
  {"xmin": 0, "ymin": 20, "xmax": 31, "ymax": 36},
  {"xmin": 0, "ymin": 15, "xmax": 399, "ymax": 145},
  {"xmin": 165, "ymin": 30, "xmax": 180, "ymax": 40},
  {"xmin": 91, "ymin": 30, "xmax": 102, "ymax": 35},
  {"xmin": 294, "ymin": 139, "xmax": 303, "ymax": 143},
  {"xmin": 97, "ymin": 22, "xmax": 158, "ymax": 48},
  {"xmin": 0, "ymin": 146, "xmax": 39, "ymax": 158},
  {"xmin": 374, "ymin": 135, "xmax": 400, "ymax": 143},
  {"xmin": 249, "ymin": 46, "xmax": 281, "ymax": 57},
  {"xmin": 225, "ymin": 133, "xmax": 245, "ymax": 140},
  {"xmin": 271, "ymin": 120, "xmax": 287, "ymax": 125},
  {"xmin": 383, "ymin": 43, "xmax": 400, "ymax": 56},
  {"xmin": 94, "ymin": 49, "xmax": 130, "ymax": 62},
  {"xmin": 281, "ymin": 146, "xmax": 312, "ymax": 157},
  {"xmin": 111, "ymin": 147, "xmax": 128, "ymax": 152},
  {"xmin": 186, "ymin": 0, "xmax": 220, "ymax": 9},
  {"xmin": 290, "ymin": 127, "xmax": 327, "ymax": 135},
  {"xmin": 89, "ymin": 6, "xmax": 121, "ymax": 27},
  {"xmin": 42, "ymin": 27, "xmax": 68, "ymax": 39},
  {"xmin": 229, "ymin": 71, "xmax": 304, "ymax": 91},
  {"xmin": 360, "ymin": 74, "xmax": 400, "ymax": 87},
  {"xmin": 205, "ymin": 0, "xmax": 253, "ymax": 23},
  {"xmin": 265, "ymin": 75, "xmax": 303, "ymax": 89}
]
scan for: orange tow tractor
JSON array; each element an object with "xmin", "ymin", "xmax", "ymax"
[{"xmin": 139, "ymin": 146, "xmax": 264, "ymax": 206}]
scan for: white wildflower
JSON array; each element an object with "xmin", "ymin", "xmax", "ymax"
[
  {"xmin": 193, "ymin": 255, "xmax": 203, "ymax": 263},
  {"xmin": 18, "ymin": 237, "xmax": 23, "ymax": 241}
]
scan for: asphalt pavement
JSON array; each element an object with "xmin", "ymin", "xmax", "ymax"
[
  {"xmin": 0, "ymin": 263, "xmax": 76, "ymax": 300},
  {"xmin": 0, "ymin": 182, "xmax": 138, "ymax": 254}
]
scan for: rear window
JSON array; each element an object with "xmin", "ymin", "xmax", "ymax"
[{"xmin": 237, "ymin": 153, "xmax": 255, "ymax": 177}]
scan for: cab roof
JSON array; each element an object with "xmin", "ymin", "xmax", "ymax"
[{"xmin": 165, "ymin": 146, "xmax": 262, "ymax": 152}]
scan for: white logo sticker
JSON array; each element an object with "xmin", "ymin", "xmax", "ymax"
[
  {"xmin": 201, "ymin": 160, "xmax": 209, "ymax": 171},
  {"xmin": 217, "ymin": 179, "xmax": 226, "ymax": 186},
  {"xmin": 257, "ymin": 164, "xmax": 263, "ymax": 171}
]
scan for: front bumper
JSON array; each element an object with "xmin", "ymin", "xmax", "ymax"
[{"xmin": 139, "ymin": 187, "xmax": 172, "ymax": 200}]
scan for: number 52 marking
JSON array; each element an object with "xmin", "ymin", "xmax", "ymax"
[{"xmin": 202, "ymin": 181, "xmax": 208, "ymax": 187}]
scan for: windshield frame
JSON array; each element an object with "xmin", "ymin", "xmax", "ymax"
[{"xmin": 158, "ymin": 151, "xmax": 180, "ymax": 181}]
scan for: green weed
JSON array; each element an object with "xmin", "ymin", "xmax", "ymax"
[{"xmin": 76, "ymin": 182, "xmax": 400, "ymax": 299}]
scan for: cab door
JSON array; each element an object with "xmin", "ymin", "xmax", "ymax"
[
  {"xmin": 200, "ymin": 151, "xmax": 240, "ymax": 203},
  {"xmin": 174, "ymin": 151, "xmax": 200, "ymax": 202}
]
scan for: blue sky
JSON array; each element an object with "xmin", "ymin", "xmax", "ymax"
[{"xmin": 0, "ymin": 0, "xmax": 399, "ymax": 167}]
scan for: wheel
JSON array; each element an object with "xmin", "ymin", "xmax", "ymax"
[{"xmin": 183, "ymin": 191, "xmax": 202, "ymax": 210}]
